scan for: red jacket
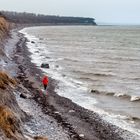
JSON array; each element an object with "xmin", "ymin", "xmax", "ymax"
[{"xmin": 42, "ymin": 76, "xmax": 48, "ymax": 85}]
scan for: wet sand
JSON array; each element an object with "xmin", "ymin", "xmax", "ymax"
[{"xmin": 7, "ymin": 28, "xmax": 140, "ymax": 140}]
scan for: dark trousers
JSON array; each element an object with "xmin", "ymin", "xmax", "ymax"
[{"xmin": 44, "ymin": 84, "xmax": 47, "ymax": 90}]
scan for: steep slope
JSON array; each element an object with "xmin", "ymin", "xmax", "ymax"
[
  {"xmin": 0, "ymin": 17, "xmax": 49, "ymax": 140},
  {"xmin": 0, "ymin": 16, "xmax": 9, "ymax": 56},
  {"xmin": 0, "ymin": 72, "xmax": 26, "ymax": 140}
]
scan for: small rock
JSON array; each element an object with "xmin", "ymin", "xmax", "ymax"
[
  {"xmin": 27, "ymin": 95, "xmax": 33, "ymax": 99},
  {"xmin": 68, "ymin": 110, "xmax": 75, "ymax": 113},
  {"xmin": 41, "ymin": 63, "xmax": 49, "ymax": 69},
  {"xmin": 20, "ymin": 93, "xmax": 27, "ymax": 99},
  {"xmin": 79, "ymin": 134, "xmax": 84, "ymax": 138},
  {"xmin": 54, "ymin": 111, "xmax": 60, "ymax": 115},
  {"xmin": 90, "ymin": 89, "xmax": 100, "ymax": 94},
  {"xmin": 31, "ymin": 41, "xmax": 35, "ymax": 43},
  {"xmin": 34, "ymin": 136, "xmax": 48, "ymax": 140}
]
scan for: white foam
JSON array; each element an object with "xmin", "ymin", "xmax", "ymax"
[
  {"xmin": 131, "ymin": 96, "xmax": 140, "ymax": 101},
  {"xmin": 114, "ymin": 93, "xmax": 125, "ymax": 97},
  {"xmin": 56, "ymin": 83, "xmax": 98, "ymax": 107}
]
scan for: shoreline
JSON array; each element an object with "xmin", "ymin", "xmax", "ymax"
[{"xmin": 5, "ymin": 27, "xmax": 140, "ymax": 140}]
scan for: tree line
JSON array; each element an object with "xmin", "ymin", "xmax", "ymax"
[{"xmin": 0, "ymin": 11, "xmax": 96, "ymax": 25}]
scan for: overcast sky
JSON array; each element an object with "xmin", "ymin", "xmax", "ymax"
[{"xmin": 0, "ymin": 0, "xmax": 140, "ymax": 24}]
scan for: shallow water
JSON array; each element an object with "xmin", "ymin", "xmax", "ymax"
[{"xmin": 20, "ymin": 26, "xmax": 140, "ymax": 137}]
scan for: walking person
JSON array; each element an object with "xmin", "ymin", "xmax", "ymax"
[{"xmin": 42, "ymin": 76, "xmax": 49, "ymax": 90}]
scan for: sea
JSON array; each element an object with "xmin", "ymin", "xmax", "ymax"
[{"xmin": 20, "ymin": 25, "xmax": 140, "ymax": 137}]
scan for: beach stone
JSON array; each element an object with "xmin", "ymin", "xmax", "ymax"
[
  {"xmin": 31, "ymin": 41, "xmax": 35, "ymax": 43},
  {"xmin": 68, "ymin": 110, "xmax": 75, "ymax": 113},
  {"xmin": 41, "ymin": 63, "xmax": 49, "ymax": 68},
  {"xmin": 79, "ymin": 134, "xmax": 84, "ymax": 138},
  {"xmin": 90, "ymin": 89, "xmax": 100, "ymax": 94},
  {"xmin": 20, "ymin": 93, "xmax": 27, "ymax": 99},
  {"xmin": 54, "ymin": 111, "xmax": 61, "ymax": 115},
  {"xmin": 34, "ymin": 136, "xmax": 48, "ymax": 140}
]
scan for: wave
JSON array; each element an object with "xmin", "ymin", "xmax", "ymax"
[
  {"xmin": 82, "ymin": 73, "xmax": 114, "ymax": 77},
  {"xmin": 72, "ymin": 69, "xmax": 114, "ymax": 78},
  {"xmin": 63, "ymin": 58, "xmax": 79, "ymax": 62},
  {"xmin": 114, "ymin": 94, "xmax": 140, "ymax": 102},
  {"xmin": 93, "ymin": 73, "xmax": 114, "ymax": 77},
  {"xmin": 72, "ymin": 70, "xmax": 91, "ymax": 75},
  {"xmin": 90, "ymin": 89, "xmax": 140, "ymax": 102},
  {"xmin": 131, "ymin": 77, "xmax": 140, "ymax": 81},
  {"xmin": 130, "ymin": 96, "xmax": 140, "ymax": 102},
  {"xmin": 78, "ymin": 77, "xmax": 94, "ymax": 82},
  {"xmin": 122, "ymin": 115, "xmax": 140, "ymax": 123}
]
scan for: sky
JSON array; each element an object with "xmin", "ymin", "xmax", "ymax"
[{"xmin": 0, "ymin": 0, "xmax": 140, "ymax": 25}]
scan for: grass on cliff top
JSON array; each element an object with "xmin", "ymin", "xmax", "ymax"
[{"xmin": 0, "ymin": 72, "xmax": 16, "ymax": 89}]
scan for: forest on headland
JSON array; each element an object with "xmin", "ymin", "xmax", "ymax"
[{"xmin": 0, "ymin": 11, "xmax": 96, "ymax": 25}]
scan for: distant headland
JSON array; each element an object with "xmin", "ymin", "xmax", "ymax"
[{"xmin": 0, "ymin": 11, "xmax": 97, "ymax": 25}]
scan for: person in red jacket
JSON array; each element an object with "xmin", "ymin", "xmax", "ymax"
[{"xmin": 42, "ymin": 76, "xmax": 49, "ymax": 90}]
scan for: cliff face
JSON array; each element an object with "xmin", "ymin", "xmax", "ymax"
[
  {"xmin": 0, "ymin": 72, "xmax": 27, "ymax": 140},
  {"xmin": 0, "ymin": 16, "xmax": 9, "ymax": 56},
  {"xmin": 0, "ymin": 17, "xmax": 26, "ymax": 140},
  {"xmin": 0, "ymin": 17, "xmax": 49, "ymax": 140},
  {"xmin": 0, "ymin": 16, "xmax": 9, "ymax": 40}
]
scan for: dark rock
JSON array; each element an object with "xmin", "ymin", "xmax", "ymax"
[
  {"xmin": 20, "ymin": 93, "xmax": 27, "ymax": 99},
  {"xmin": 90, "ymin": 89, "xmax": 100, "ymax": 94},
  {"xmin": 35, "ymin": 51, "xmax": 39, "ymax": 53},
  {"xmin": 55, "ymin": 65, "xmax": 59, "ymax": 68},
  {"xmin": 41, "ymin": 63, "xmax": 49, "ymax": 69},
  {"xmin": 31, "ymin": 41, "xmax": 35, "ymax": 43},
  {"xmin": 45, "ymin": 56, "xmax": 50, "ymax": 59}
]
